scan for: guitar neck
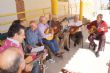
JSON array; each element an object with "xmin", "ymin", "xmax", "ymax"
[{"xmin": 79, "ymin": 23, "xmax": 85, "ymax": 27}]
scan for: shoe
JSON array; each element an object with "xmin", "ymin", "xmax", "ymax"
[
  {"xmin": 95, "ymin": 52, "xmax": 99, "ymax": 57},
  {"xmin": 60, "ymin": 52, "xmax": 65, "ymax": 54},
  {"xmin": 93, "ymin": 44, "xmax": 97, "ymax": 51},
  {"xmin": 64, "ymin": 46, "xmax": 70, "ymax": 51},
  {"xmin": 61, "ymin": 69, "xmax": 72, "ymax": 73},
  {"xmin": 46, "ymin": 58, "xmax": 55, "ymax": 63},
  {"xmin": 74, "ymin": 43, "xmax": 76, "ymax": 47},
  {"xmin": 44, "ymin": 65, "xmax": 48, "ymax": 69},
  {"xmin": 55, "ymin": 53, "xmax": 63, "ymax": 58}
]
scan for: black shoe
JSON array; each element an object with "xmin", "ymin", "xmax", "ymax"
[
  {"xmin": 93, "ymin": 44, "xmax": 97, "ymax": 51},
  {"xmin": 74, "ymin": 43, "xmax": 76, "ymax": 47},
  {"xmin": 55, "ymin": 53, "xmax": 63, "ymax": 58},
  {"xmin": 64, "ymin": 46, "xmax": 70, "ymax": 51},
  {"xmin": 95, "ymin": 52, "xmax": 99, "ymax": 57}
]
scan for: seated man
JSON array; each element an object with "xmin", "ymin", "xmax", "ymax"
[
  {"xmin": 48, "ymin": 14, "xmax": 69, "ymax": 51},
  {"xmin": 87, "ymin": 14, "xmax": 108, "ymax": 57},
  {"xmin": 38, "ymin": 16, "xmax": 64, "ymax": 57},
  {"xmin": 0, "ymin": 20, "xmax": 41, "ymax": 73},
  {"xmin": 25, "ymin": 20, "xmax": 43, "ymax": 50},
  {"xmin": 68, "ymin": 15, "xmax": 83, "ymax": 47},
  {"xmin": 25, "ymin": 20, "xmax": 53, "ymax": 62}
]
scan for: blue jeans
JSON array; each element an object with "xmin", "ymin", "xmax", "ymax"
[
  {"xmin": 42, "ymin": 39, "xmax": 59, "ymax": 54},
  {"xmin": 31, "ymin": 61, "xmax": 40, "ymax": 73}
]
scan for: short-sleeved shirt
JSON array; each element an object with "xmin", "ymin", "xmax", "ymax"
[{"xmin": 68, "ymin": 20, "xmax": 82, "ymax": 31}]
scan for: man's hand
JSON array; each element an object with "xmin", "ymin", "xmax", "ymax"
[
  {"xmin": 25, "ymin": 63, "xmax": 33, "ymax": 72},
  {"xmin": 25, "ymin": 56, "xmax": 33, "ymax": 64},
  {"xmin": 26, "ymin": 45, "xmax": 33, "ymax": 50},
  {"xmin": 100, "ymin": 27, "xmax": 105, "ymax": 31}
]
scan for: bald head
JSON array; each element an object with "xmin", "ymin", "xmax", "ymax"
[
  {"xmin": 0, "ymin": 47, "xmax": 22, "ymax": 73},
  {"xmin": 73, "ymin": 15, "xmax": 79, "ymax": 22},
  {"xmin": 39, "ymin": 16, "xmax": 47, "ymax": 24}
]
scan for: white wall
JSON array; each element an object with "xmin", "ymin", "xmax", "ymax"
[
  {"xmin": 0, "ymin": 0, "xmax": 68, "ymax": 32},
  {"xmin": 0, "ymin": 0, "xmax": 17, "ymax": 32},
  {"xmin": 0, "ymin": 0, "xmax": 17, "ymax": 23},
  {"xmin": 58, "ymin": 2, "xmax": 68, "ymax": 16},
  {"xmin": 24, "ymin": 0, "xmax": 51, "ymax": 22}
]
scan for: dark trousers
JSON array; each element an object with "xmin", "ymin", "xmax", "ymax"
[
  {"xmin": 70, "ymin": 31, "xmax": 83, "ymax": 44},
  {"xmin": 88, "ymin": 33, "xmax": 106, "ymax": 52}
]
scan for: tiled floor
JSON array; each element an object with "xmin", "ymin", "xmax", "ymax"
[{"xmin": 46, "ymin": 26, "xmax": 110, "ymax": 73}]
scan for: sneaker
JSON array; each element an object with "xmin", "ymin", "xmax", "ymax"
[
  {"xmin": 95, "ymin": 52, "xmax": 99, "ymax": 57},
  {"xmin": 93, "ymin": 44, "xmax": 97, "ymax": 51},
  {"xmin": 44, "ymin": 65, "xmax": 48, "ymax": 69},
  {"xmin": 47, "ymin": 58, "xmax": 55, "ymax": 63}
]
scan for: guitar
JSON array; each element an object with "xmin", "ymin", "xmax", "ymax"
[
  {"xmin": 69, "ymin": 23, "xmax": 85, "ymax": 35},
  {"xmin": 22, "ymin": 53, "xmax": 45, "ymax": 73},
  {"xmin": 44, "ymin": 17, "xmax": 66, "ymax": 40},
  {"xmin": 50, "ymin": 17, "xmax": 67, "ymax": 34},
  {"xmin": 88, "ymin": 25, "xmax": 97, "ymax": 34}
]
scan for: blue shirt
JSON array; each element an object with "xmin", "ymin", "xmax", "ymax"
[{"xmin": 26, "ymin": 28, "xmax": 42, "ymax": 47}]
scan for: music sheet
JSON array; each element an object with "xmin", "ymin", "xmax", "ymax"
[{"xmin": 31, "ymin": 46, "xmax": 44, "ymax": 53}]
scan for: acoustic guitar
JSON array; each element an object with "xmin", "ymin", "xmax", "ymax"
[
  {"xmin": 69, "ymin": 23, "xmax": 85, "ymax": 35},
  {"xmin": 22, "ymin": 53, "xmax": 45, "ymax": 73},
  {"xmin": 88, "ymin": 25, "xmax": 97, "ymax": 34},
  {"xmin": 88, "ymin": 25, "xmax": 109, "ymax": 34},
  {"xmin": 44, "ymin": 17, "xmax": 66, "ymax": 40},
  {"xmin": 44, "ymin": 29, "xmax": 54, "ymax": 40},
  {"xmin": 50, "ymin": 17, "xmax": 67, "ymax": 34}
]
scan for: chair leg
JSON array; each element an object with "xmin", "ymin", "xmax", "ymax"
[
  {"xmin": 69, "ymin": 35, "xmax": 70, "ymax": 48},
  {"xmin": 81, "ymin": 38, "xmax": 83, "ymax": 48}
]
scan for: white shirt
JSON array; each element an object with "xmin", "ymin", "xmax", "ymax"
[
  {"xmin": 68, "ymin": 20, "xmax": 82, "ymax": 31},
  {"xmin": 7, "ymin": 37, "xmax": 20, "ymax": 47}
]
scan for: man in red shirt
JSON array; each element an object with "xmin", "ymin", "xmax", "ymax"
[{"xmin": 87, "ymin": 14, "xmax": 108, "ymax": 57}]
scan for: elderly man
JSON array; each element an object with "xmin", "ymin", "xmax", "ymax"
[
  {"xmin": 68, "ymin": 15, "xmax": 83, "ymax": 47},
  {"xmin": 25, "ymin": 20, "xmax": 54, "ymax": 62},
  {"xmin": 38, "ymin": 16, "xmax": 64, "ymax": 57},
  {"xmin": 87, "ymin": 14, "xmax": 108, "ymax": 57},
  {"xmin": 48, "ymin": 14, "xmax": 70, "ymax": 51}
]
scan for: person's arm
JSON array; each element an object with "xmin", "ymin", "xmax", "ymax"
[
  {"xmin": 98, "ymin": 21, "xmax": 108, "ymax": 33},
  {"xmin": 102, "ymin": 21, "xmax": 108, "ymax": 33},
  {"xmin": 38, "ymin": 24, "xmax": 52, "ymax": 38}
]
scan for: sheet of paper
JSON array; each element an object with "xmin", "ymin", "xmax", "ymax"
[{"xmin": 31, "ymin": 46, "xmax": 44, "ymax": 53}]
